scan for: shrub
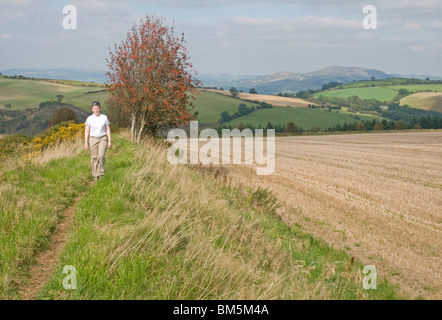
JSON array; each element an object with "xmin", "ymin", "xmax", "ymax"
[{"xmin": 48, "ymin": 107, "xmax": 77, "ymax": 128}]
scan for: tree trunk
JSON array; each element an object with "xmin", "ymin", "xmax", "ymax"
[
  {"xmin": 130, "ymin": 112, "xmax": 137, "ymax": 143},
  {"xmin": 136, "ymin": 109, "xmax": 147, "ymax": 144}
]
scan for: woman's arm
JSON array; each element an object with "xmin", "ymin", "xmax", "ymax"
[
  {"xmin": 84, "ymin": 125, "xmax": 90, "ymax": 150},
  {"xmin": 106, "ymin": 124, "xmax": 111, "ymax": 148}
]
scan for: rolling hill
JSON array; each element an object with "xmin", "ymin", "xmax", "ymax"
[
  {"xmin": 313, "ymin": 87, "xmax": 398, "ymax": 101},
  {"xmin": 0, "ymin": 76, "xmax": 108, "ymax": 135},
  {"xmin": 314, "ymin": 79, "xmax": 442, "ymax": 113},
  {"xmin": 200, "ymin": 66, "xmax": 393, "ymax": 94},
  {"xmin": 194, "ymin": 89, "xmax": 385, "ymax": 130},
  {"xmin": 0, "ymin": 76, "xmax": 107, "ymax": 112},
  {"xmin": 2, "ymin": 73, "xmax": 441, "ymax": 136},
  {"xmin": 226, "ymin": 106, "xmax": 384, "ymax": 130},
  {"xmin": 0, "ymin": 67, "xmax": 107, "ymax": 84},
  {"xmin": 400, "ymin": 92, "xmax": 442, "ymax": 113}
]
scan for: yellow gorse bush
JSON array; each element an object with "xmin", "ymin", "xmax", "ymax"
[{"xmin": 23, "ymin": 123, "xmax": 85, "ymax": 159}]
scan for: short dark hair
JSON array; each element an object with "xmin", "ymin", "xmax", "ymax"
[{"xmin": 92, "ymin": 101, "xmax": 100, "ymax": 107}]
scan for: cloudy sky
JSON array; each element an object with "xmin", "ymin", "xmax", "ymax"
[{"xmin": 0, "ymin": 0, "xmax": 441, "ymax": 76}]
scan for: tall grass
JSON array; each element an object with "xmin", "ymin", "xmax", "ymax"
[
  {"xmin": 35, "ymin": 133, "xmax": 401, "ymax": 299},
  {"xmin": 0, "ymin": 139, "xmax": 91, "ymax": 298}
]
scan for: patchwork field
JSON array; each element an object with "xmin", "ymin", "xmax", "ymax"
[
  {"xmin": 227, "ymin": 107, "xmax": 384, "ymax": 129},
  {"xmin": 185, "ymin": 131, "xmax": 442, "ymax": 299},
  {"xmin": 203, "ymin": 89, "xmax": 311, "ymax": 107},
  {"xmin": 194, "ymin": 90, "xmax": 384, "ymax": 128}
]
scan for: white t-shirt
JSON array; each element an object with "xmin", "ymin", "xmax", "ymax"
[{"xmin": 85, "ymin": 113, "xmax": 110, "ymax": 137}]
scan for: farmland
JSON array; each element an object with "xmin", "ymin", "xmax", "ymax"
[
  {"xmin": 341, "ymin": 78, "xmax": 408, "ymax": 88},
  {"xmin": 387, "ymin": 84, "xmax": 442, "ymax": 93},
  {"xmin": 0, "ymin": 77, "xmax": 108, "ymax": 112},
  {"xmin": 314, "ymin": 81, "xmax": 442, "ymax": 114},
  {"xmin": 226, "ymin": 106, "xmax": 383, "ymax": 129},
  {"xmin": 203, "ymin": 89, "xmax": 312, "ymax": 107},
  {"xmin": 313, "ymin": 87, "xmax": 398, "ymax": 101},
  {"xmin": 0, "ymin": 129, "xmax": 403, "ymax": 300},
  {"xmin": 193, "ymin": 90, "xmax": 258, "ymax": 124},
  {"xmin": 400, "ymin": 92, "xmax": 442, "ymax": 113},
  {"xmin": 194, "ymin": 90, "xmax": 385, "ymax": 129},
  {"xmin": 188, "ymin": 131, "xmax": 442, "ymax": 299}
]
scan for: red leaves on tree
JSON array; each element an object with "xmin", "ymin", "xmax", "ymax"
[{"xmin": 105, "ymin": 14, "xmax": 200, "ymax": 141}]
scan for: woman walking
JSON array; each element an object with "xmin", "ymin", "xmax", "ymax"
[{"xmin": 84, "ymin": 101, "xmax": 111, "ymax": 181}]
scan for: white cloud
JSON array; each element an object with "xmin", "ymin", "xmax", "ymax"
[
  {"xmin": 0, "ymin": 0, "xmax": 41, "ymax": 20},
  {"xmin": 428, "ymin": 20, "xmax": 442, "ymax": 28},
  {"xmin": 401, "ymin": 22, "xmax": 422, "ymax": 30},
  {"xmin": 409, "ymin": 44, "xmax": 427, "ymax": 52},
  {"xmin": 0, "ymin": 33, "xmax": 12, "ymax": 39},
  {"xmin": 223, "ymin": 16, "xmax": 360, "ymax": 31}
]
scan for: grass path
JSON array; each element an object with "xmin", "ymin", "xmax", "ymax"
[
  {"xmin": 0, "ymin": 133, "xmax": 134, "ymax": 299},
  {"xmin": 19, "ymin": 182, "xmax": 93, "ymax": 300}
]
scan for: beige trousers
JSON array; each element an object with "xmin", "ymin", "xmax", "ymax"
[{"xmin": 89, "ymin": 135, "xmax": 108, "ymax": 178}]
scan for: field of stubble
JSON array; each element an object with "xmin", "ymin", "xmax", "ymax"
[{"xmin": 191, "ymin": 131, "xmax": 442, "ymax": 299}]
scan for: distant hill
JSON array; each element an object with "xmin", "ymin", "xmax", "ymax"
[
  {"xmin": 199, "ymin": 66, "xmax": 394, "ymax": 94},
  {"xmin": 390, "ymin": 73, "xmax": 442, "ymax": 81},
  {"xmin": 3, "ymin": 66, "xmax": 442, "ymax": 96},
  {"xmin": 0, "ymin": 68, "xmax": 107, "ymax": 84}
]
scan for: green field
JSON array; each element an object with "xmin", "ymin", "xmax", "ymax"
[
  {"xmin": 194, "ymin": 90, "xmax": 385, "ymax": 129},
  {"xmin": 386, "ymin": 84, "xmax": 442, "ymax": 93},
  {"xmin": 313, "ymin": 87, "xmax": 398, "ymax": 101},
  {"xmin": 64, "ymin": 90, "xmax": 109, "ymax": 112},
  {"xmin": 342, "ymin": 78, "xmax": 408, "ymax": 88},
  {"xmin": 226, "ymin": 106, "xmax": 384, "ymax": 130},
  {"xmin": 193, "ymin": 90, "xmax": 258, "ymax": 124},
  {"xmin": 0, "ymin": 77, "xmax": 108, "ymax": 112}
]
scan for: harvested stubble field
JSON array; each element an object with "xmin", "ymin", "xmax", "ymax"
[
  {"xmin": 188, "ymin": 131, "xmax": 442, "ymax": 299},
  {"xmin": 203, "ymin": 89, "xmax": 311, "ymax": 107}
]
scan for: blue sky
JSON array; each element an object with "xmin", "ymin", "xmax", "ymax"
[{"xmin": 0, "ymin": 0, "xmax": 441, "ymax": 76}]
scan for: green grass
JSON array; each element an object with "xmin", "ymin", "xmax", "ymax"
[
  {"xmin": 0, "ymin": 148, "xmax": 92, "ymax": 298},
  {"xmin": 386, "ymin": 84, "xmax": 442, "ymax": 93},
  {"xmin": 63, "ymin": 91, "xmax": 110, "ymax": 112},
  {"xmin": 194, "ymin": 90, "xmax": 258, "ymax": 124},
  {"xmin": 0, "ymin": 134, "xmax": 136, "ymax": 299},
  {"xmin": 0, "ymin": 77, "xmax": 108, "ymax": 112},
  {"xmin": 342, "ymin": 78, "xmax": 408, "ymax": 88},
  {"xmin": 313, "ymin": 87, "xmax": 398, "ymax": 101},
  {"xmin": 0, "ymin": 132, "xmax": 403, "ymax": 299},
  {"xmin": 195, "ymin": 90, "xmax": 385, "ymax": 129},
  {"xmin": 226, "ymin": 106, "xmax": 384, "ymax": 130}
]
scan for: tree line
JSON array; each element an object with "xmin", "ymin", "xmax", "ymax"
[
  {"xmin": 218, "ymin": 102, "xmax": 273, "ymax": 123},
  {"xmin": 214, "ymin": 115, "xmax": 442, "ymax": 135}
]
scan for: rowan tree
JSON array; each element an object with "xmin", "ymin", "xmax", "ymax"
[{"xmin": 105, "ymin": 14, "xmax": 200, "ymax": 142}]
